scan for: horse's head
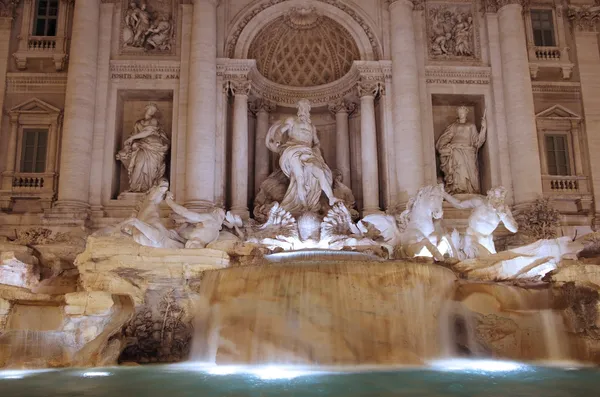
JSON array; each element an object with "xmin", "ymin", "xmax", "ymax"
[{"xmin": 414, "ymin": 183, "xmax": 445, "ymax": 220}]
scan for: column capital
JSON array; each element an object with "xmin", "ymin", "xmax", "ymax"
[
  {"xmin": 388, "ymin": 0, "xmax": 424, "ymax": 11},
  {"xmin": 190, "ymin": 0, "xmax": 219, "ymax": 5},
  {"xmin": 567, "ymin": 5, "xmax": 600, "ymax": 33},
  {"xmin": 227, "ymin": 78, "xmax": 251, "ymax": 96},
  {"xmin": 328, "ymin": 99, "xmax": 356, "ymax": 115},
  {"xmin": 483, "ymin": 0, "xmax": 528, "ymax": 14},
  {"xmin": 357, "ymin": 79, "xmax": 384, "ymax": 98},
  {"xmin": 0, "ymin": 0, "xmax": 20, "ymax": 19},
  {"xmin": 250, "ymin": 98, "xmax": 276, "ymax": 114}
]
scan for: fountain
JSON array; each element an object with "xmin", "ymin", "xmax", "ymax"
[{"xmin": 2, "ymin": 100, "xmax": 600, "ymax": 395}]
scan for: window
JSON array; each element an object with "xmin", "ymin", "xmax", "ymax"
[
  {"xmin": 20, "ymin": 129, "xmax": 48, "ymax": 173},
  {"xmin": 545, "ymin": 135, "xmax": 570, "ymax": 176},
  {"xmin": 33, "ymin": 0, "xmax": 58, "ymax": 37},
  {"xmin": 531, "ymin": 9, "xmax": 556, "ymax": 47}
]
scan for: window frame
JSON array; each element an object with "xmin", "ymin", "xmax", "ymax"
[
  {"xmin": 530, "ymin": 8, "xmax": 557, "ymax": 48},
  {"xmin": 19, "ymin": 128, "xmax": 49, "ymax": 173},
  {"xmin": 32, "ymin": 0, "xmax": 59, "ymax": 37},
  {"xmin": 16, "ymin": 125, "xmax": 51, "ymax": 174},
  {"xmin": 544, "ymin": 133, "xmax": 572, "ymax": 176}
]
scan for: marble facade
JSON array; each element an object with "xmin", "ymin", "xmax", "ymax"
[{"xmin": 0, "ymin": 0, "xmax": 598, "ymax": 236}]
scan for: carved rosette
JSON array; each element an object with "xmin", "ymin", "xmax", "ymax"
[
  {"xmin": 426, "ymin": 0, "xmax": 480, "ymax": 61},
  {"xmin": 328, "ymin": 99, "xmax": 357, "ymax": 115},
  {"xmin": 567, "ymin": 5, "xmax": 600, "ymax": 33}
]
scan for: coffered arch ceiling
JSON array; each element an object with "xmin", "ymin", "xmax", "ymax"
[{"xmin": 248, "ymin": 8, "xmax": 360, "ymax": 87}]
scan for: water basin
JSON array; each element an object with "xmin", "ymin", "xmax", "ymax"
[{"xmin": 1, "ymin": 361, "xmax": 599, "ymax": 397}]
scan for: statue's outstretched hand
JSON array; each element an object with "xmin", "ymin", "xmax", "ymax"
[{"xmin": 165, "ymin": 191, "xmax": 175, "ymax": 202}]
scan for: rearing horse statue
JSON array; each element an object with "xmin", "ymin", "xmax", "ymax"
[{"xmin": 359, "ymin": 184, "xmax": 449, "ymax": 260}]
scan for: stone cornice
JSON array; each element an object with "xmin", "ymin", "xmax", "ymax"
[
  {"xmin": 425, "ymin": 66, "xmax": 490, "ymax": 84},
  {"xmin": 567, "ymin": 5, "xmax": 600, "ymax": 32}
]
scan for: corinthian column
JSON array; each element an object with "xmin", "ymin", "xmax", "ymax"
[
  {"xmin": 53, "ymin": 0, "xmax": 100, "ymax": 213},
  {"xmin": 358, "ymin": 80, "xmax": 382, "ymax": 215},
  {"xmin": 252, "ymin": 99, "xmax": 276, "ymax": 193},
  {"xmin": 568, "ymin": 5, "xmax": 600, "ymax": 224},
  {"xmin": 492, "ymin": 0, "xmax": 543, "ymax": 205},
  {"xmin": 229, "ymin": 79, "xmax": 251, "ymax": 219},
  {"xmin": 185, "ymin": 0, "xmax": 218, "ymax": 209},
  {"xmin": 388, "ymin": 0, "xmax": 425, "ymax": 201},
  {"xmin": 328, "ymin": 100, "xmax": 355, "ymax": 189}
]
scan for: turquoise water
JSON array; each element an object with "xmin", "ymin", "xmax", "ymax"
[{"xmin": 1, "ymin": 361, "xmax": 599, "ymax": 397}]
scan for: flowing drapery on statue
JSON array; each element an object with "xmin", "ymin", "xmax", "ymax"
[
  {"xmin": 116, "ymin": 104, "xmax": 170, "ymax": 193},
  {"xmin": 436, "ymin": 106, "xmax": 487, "ymax": 194},
  {"xmin": 265, "ymin": 99, "xmax": 339, "ymax": 217}
]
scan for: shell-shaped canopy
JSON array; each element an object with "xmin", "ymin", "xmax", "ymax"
[{"xmin": 248, "ymin": 7, "xmax": 360, "ymax": 87}]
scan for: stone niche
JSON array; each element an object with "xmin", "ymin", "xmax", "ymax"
[
  {"xmin": 112, "ymin": 89, "xmax": 174, "ymax": 199},
  {"xmin": 431, "ymin": 93, "xmax": 490, "ymax": 193}
]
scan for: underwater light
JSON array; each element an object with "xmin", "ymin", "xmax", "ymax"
[
  {"xmin": 248, "ymin": 366, "xmax": 313, "ymax": 380},
  {"xmin": 0, "ymin": 370, "xmax": 37, "ymax": 380},
  {"xmin": 196, "ymin": 364, "xmax": 315, "ymax": 380},
  {"xmin": 81, "ymin": 371, "xmax": 111, "ymax": 377},
  {"xmin": 429, "ymin": 359, "xmax": 528, "ymax": 373}
]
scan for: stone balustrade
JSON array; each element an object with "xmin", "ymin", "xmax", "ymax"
[
  {"xmin": 27, "ymin": 37, "xmax": 58, "ymax": 51},
  {"xmin": 542, "ymin": 175, "xmax": 589, "ymax": 194},
  {"xmin": 533, "ymin": 46, "xmax": 563, "ymax": 61}
]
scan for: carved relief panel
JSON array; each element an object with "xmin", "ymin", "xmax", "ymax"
[
  {"xmin": 426, "ymin": 0, "xmax": 480, "ymax": 62},
  {"xmin": 120, "ymin": 0, "xmax": 177, "ymax": 55}
]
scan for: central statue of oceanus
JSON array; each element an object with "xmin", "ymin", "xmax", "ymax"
[{"xmin": 265, "ymin": 99, "xmax": 340, "ymax": 217}]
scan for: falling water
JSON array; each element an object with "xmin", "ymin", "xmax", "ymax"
[
  {"xmin": 191, "ymin": 254, "xmax": 458, "ymax": 365},
  {"xmin": 0, "ymin": 330, "xmax": 68, "ymax": 367}
]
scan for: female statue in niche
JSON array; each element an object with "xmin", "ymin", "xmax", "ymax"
[
  {"xmin": 436, "ymin": 105, "xmax": 487, "ymax": 194},
  {"xmin": 116, "ymin": 103, "xmax": 170, "ymax": 193},
  {"xmin": 265, "ymin": 99, "xmax": 340, "ymax": 217}
]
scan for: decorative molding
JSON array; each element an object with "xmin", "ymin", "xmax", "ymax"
[
  {"xmin": 531, "ymin": 81, "xmax": 582, "ymax": 98},
  {"xmin": 567, "ymin": 5, "xmax": 600, "ymax": 32},
  {"xmin": 119, "ymin": 0, "xmax": 177, "ymax": 56},
  {"xmin": 6, "ymin": 73, "xmax": 68, "ymax": 93},
  {"xmin": 109, "ymin": 61, "xmax": 180, "ymax": 80},
  {"xmin": 424, "ymin": 66, "xmax": 490, "ymax": 84},
  {"xmin": 225, "ymin": 0, "xmax": 382, "ymax": 60}
]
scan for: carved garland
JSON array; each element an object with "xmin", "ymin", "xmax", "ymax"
[{"xmin": 225, "ymin": 0, "xmax": 382, "ymax": 60}]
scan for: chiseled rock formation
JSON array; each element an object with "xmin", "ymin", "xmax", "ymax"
[{"xmin": 75, "ymin": 235, "xmax": 229, "ymax": 363}]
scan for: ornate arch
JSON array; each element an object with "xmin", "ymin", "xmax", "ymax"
[{"xmin": 225, "ymin": 0, "xmax": 382, "ymax": 61}]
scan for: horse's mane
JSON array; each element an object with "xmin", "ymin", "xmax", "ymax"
[{"xmin": 396, "ymin": 185, "xmax": 443, "ymax": 231}]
